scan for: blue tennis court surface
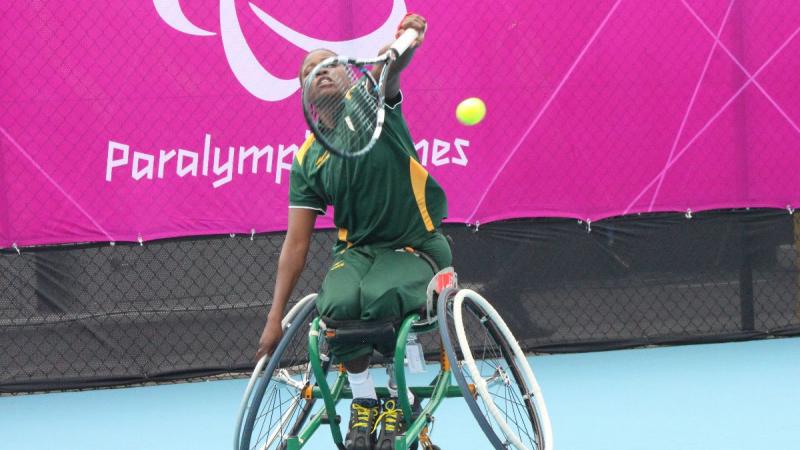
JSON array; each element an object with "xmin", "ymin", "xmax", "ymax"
[{"xmin": 3, "ymin": 337, "xmax": 798, "ymax": 450}]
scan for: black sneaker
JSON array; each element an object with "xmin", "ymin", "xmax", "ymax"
[
  {"xmin": 375, "ymin": 398, "xmax": 413, "ymax": 450},
  {"xmin": 345, "ymin": 397, "xmax": 380, "ymax": 450}
]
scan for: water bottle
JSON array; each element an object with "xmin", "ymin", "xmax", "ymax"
[{"xmin": 405, "ymin": 333, "xmax": 426, "ymax": 373}]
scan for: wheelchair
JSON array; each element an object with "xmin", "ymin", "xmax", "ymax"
[{"xmin": 234, "ymin": 269, "xmax": 553, "ymax": 450}]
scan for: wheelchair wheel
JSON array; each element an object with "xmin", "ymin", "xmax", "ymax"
[
  {"xmin": 438, "ymin": 289, "xmax": 553, "ymax": 450},
  {"xmin": 235, "ymin": 294, "xmax": 331, "ymax": 450}
]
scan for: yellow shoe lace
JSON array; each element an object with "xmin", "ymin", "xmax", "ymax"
[
  {"xmin": 352, "ymin": 403, "xmax": 375, "ymax": 429},
  {"xmin": 373, "ymin": 399, "xmax": 401, "ymax": 433}
]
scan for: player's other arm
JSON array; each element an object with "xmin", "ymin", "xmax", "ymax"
[
  {"xmin": 255, "ymin": 208, "xmax": 317, "ymax": 360},
  {"xmin": 377, "ymin": 13, "xmax": 427, "ymax": 100}
]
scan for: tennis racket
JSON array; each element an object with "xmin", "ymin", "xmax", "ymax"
[{"xmin": 301, "ymin": 28, "xmax": 419, "ymax": 159}]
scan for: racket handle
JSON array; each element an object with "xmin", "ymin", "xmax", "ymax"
[{"xmin": 390, "ymin": 28, "xmax": 419, "ymax": 57}]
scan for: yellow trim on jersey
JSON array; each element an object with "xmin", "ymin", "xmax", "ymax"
[
  {"xmin": 296, "ymin": 135, "xmax": 316, "ymax": 165},
  {"xmin": 345, "ymin": 81, "xmax": 363, "ymax": 100},
  {"xmin": 337, "ymin": 241, "xmax": 353, "ymax": 254},
  {"xmin": 344, "ymin": 78, "xmax": 369, "ymax": 100},
  {"xmin": 336, "ymin": 228, "xmax": 354, "ymax": 250},
  {"xmin": 409, "ymin": 158, "xmax": 435, "ymax": 232},
  {"xmin": 315, "ymin": 151, "xmax": 331, "ymax": 168}
]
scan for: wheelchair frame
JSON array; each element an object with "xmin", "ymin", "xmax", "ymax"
[{"xmin": 236, "ymin": 283, "xmax": 552, "ymax": 450}]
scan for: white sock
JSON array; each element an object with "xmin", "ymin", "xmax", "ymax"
[
  {"xmin": 387, "ymin": 386, "xmax": 415, "ymax": 405},
  {"xmin": 347, "ymin": 369, "xmax": 377, "ymax": 400}
]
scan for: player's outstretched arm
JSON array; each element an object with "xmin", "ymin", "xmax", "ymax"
[
  {"xmin": 255, "ymin": 208, "xmax": 317, "ymax": 360},
  {"xmin": 380, "ymin": 13, "xmax": 427, "ymax": 100}
]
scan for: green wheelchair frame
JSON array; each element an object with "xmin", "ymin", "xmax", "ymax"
[
  {"xmin": 296, "ymin": 311, "xmax": 452, "ymax": 450},
  {"xmin": 235, "ymin": 280, "xmax": 553, "ymax": 450}
]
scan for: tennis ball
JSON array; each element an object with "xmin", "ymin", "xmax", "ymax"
[{"xmin": 456, "ymin": 97, "xmax": 486, "ymax": 126}]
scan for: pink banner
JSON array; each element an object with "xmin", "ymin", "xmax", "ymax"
[{"xmin": 2, "ymin": 1, "xmax": 799, "ymax": 248}]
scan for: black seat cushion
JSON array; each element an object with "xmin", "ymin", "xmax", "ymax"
[{"xmin": 320, "ymin": 317, "xmax": 399, "ymax": 356}]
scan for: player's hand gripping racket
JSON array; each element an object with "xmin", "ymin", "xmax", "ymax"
[{"xmin": 301, "ymin": 28, "xmax": 419, "ymax": 159}]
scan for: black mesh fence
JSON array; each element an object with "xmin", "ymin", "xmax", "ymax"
[
  {"xmin": 457, "ymin": 209, "xmax": 800, "ymax": 351},
  {"xmin": 2, "ymin": 209, "xmax": 799, "ymax": 393}
]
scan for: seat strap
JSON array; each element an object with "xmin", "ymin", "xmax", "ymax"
[{"xmin": 396, "ymin": 247, "xmax": 439, "ymax": 273}]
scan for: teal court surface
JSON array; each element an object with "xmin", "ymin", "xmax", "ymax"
[{"xmin": 2, "ymin": 337, "xmax": 798, "ymax": 450}]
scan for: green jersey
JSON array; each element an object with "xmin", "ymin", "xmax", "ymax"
[{"xmin": 289, "ymin": 93, "xmax": 448, "ymax": 253}]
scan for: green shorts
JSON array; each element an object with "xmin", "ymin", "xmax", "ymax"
[{"xmin": 315, "ymin": 232, "xmax": 452, "ymax": 362}]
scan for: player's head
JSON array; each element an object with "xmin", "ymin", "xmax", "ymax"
[{"xmin": 299, "ymin": 49, "xmax": 348, "ymax": 106}]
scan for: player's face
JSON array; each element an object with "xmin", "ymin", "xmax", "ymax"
[{"xmin": 300, "ymin": 50, "xmax": 348, "ymax": 104}]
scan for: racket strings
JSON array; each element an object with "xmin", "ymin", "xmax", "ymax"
[{"xmin": 306, "ymin": 62, "xmax": 381, "ymax": 156}]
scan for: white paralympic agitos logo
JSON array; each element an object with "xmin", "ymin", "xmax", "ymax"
[{"xmin": 153, "ymin": 0, "xmax": 408, "ymax": 101}]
